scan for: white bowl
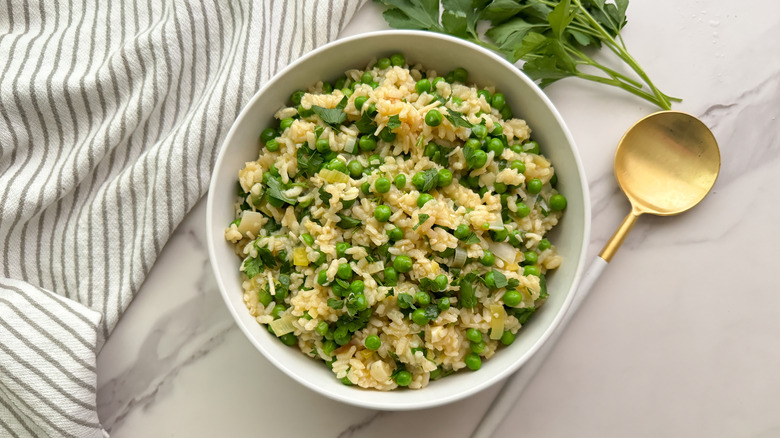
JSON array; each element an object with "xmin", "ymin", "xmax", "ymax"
[{"xmin": 207, "ymin": 30, "xmax": 590, "ymax": 410}]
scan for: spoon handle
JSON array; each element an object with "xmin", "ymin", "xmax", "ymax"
[{"xmin": 470, "ymin": 256, "xmax": 608, "ymax": 438}]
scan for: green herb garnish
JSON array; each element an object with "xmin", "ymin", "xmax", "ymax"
[{"xmin": 311, "ymin": 96, "xmax": 348, "ymax": 127}]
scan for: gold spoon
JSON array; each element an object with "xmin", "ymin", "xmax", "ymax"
[{"xmin": 472, "ymin": 111, "xmax": 721, "ymax": 438}]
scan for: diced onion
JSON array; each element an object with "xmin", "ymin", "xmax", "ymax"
[
  {"xmin": 367, "ymin": 261, "xmax": 385, "ymax": 274},
  {"xmin": 293, "ymin": 247, "xmax": 309, "ymax": 266},
  {"xmin": 489, "ymin": 304, "xmax": 506, "ymax": 340},
  {"xmin": 489, "ymin": 241, "xmax": 517, "ymax": 263},
  {"xmin": 269, "ymin": 314, "xmax": 297, "ymax": 336},
  {"xmin": 319, "ymin": 168, "xmax": 349, "ymax": 184},
  {"xmin": 453, "ymin": 248, "xmax": 467, "ymax": 267},
  {"xmin": 487, "ymin": 216, "xmax": 505, "ymax": 231},
  {"xmin": 237, "ymin": 210, "xmax": 263, "ymax": 236},
  {"xmin": 344, "ymin": 137, "xmax": 357, "ymax": 154}
]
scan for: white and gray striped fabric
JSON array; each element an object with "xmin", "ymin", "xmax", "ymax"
[{"xmin": 0, "ymin": 1, "xmax": 364, "ymax": 436}]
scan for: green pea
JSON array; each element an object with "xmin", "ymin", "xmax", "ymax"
[
  {"xmin": 397, "ymin": 293, "xmax": 413, "ymax": 309},
  {"xmin": 280, "ymin": 333, "xmax": 297, "ymax": 346},
  {"xmin": 415, "ymin": 291, "xmax": 431, "ymax": 306},
  {"xmin": 394, "ymin": 174, "xmax": 406, "ymax": 189},
  {"xmin": 431, "ymin": 76, "xmax": 446, "ymax": 88},
  {"xmin": 454, "ymin": 224, "xmax": 471, "ymax": 240},
  {"xmin": 465, "ymin": 353, "xmax": 482, "ymax": 370},
  {"xmin": 490, "ymin": 228, "xmax": 508, "ymax": 242},
  {"xmin": 527, "ymin": 178, "xmax": 543, "ymax": 194},
  {"xmin": 508, "ymin": 230, "xmax": 525, "ymax": 248},
  {"xmin": 369, "ymin": 155, "xmax": 382, "ymax": 167},
  {"xmin": 377, "ymin": 57, "xmax": 391, "ymax": 69},
  {"xmin": 353, "ymin": 294, "xmax": 368, "ymax": 311},
  {"xmin": 258, "ymin": 289, "xmax": 273, "ymax": 306},
  {"xmin": 468, "ymin": 150, "xmax": 487, "ymax": 169},
  {"xmin": 334, "ymin": 326, "xmax": 351, "ymax": 346},
  {"xmin": 524, "ymin": 141, "xmax": 540, "ymax": 154},
  {"xmin": 261, "ymin": 127, "xmax": 277, "ymax": 143},
  {"xmin": 265, "ymin": 139, "xmax": 280, "ymax": 152},
  {"xmin": 374, "ymin": 205, "xmax": 392, "ymax": 222},
  {"xmin": 393, "ymin": 255, "xmax": 413, "ymax": 273},
  {"xmin": 322, "ymin": 339, "xmax": 337, "ymax": 355},
  {"xmin": 314, "ymin": 250, "xmax": 327, "ymax": 266},
  {"xmin": 297, "ymin": 104, "xmax": 313, "ymax": 118},
  {"xmin": 430, "ymin": 275, "xmax": 446, "ymax": 292},
  {"xmin": 523, "ymin": 251, "xmax": 538, "ymax": 265},
  {"xmin": 316, "ymin": 321, "xmax": 329, "ymax": 336},
  {"xmin": 271, "ymin": 304, "xmax": 286, "ymax": 319},
  {"xmin": 510, "ymin": 160, "xmax": 526, "ymax": 173},
  {"xmin": 361, "ymin": 71, "xmax": 373, "ymax": 84},
  {"xmin": 425, "ymin": 109, "xmax": 443, "ymax": 127},
  {"xmin": 417, "ymin": 193, "xmax": 433, "ymax": 207},
  {"xmin": 411, "ymin": 308, "xmax": 428, "ymax": 325},
  {"xmin": 336, "ymin": 241, "xmax": 351, "ymax": 258},
  {"xmin": 384, "ymin": 266, "xmax": 398, "ymax": 286},
  {"xmin": 348, "ymin": 160, "xmax": 364, "ymax": 178},
  {"xmin": 354, "ymin": 95, "xmax": 368, "ymax": 111},
  {"xmin": 494, "ymin": 182, "xmax": 507, "ymax": 194},
  {"xmin": 365, "ymin": 335, "xmax": 381, "ymax": 350},
  {"xmin": 484, "ymin": 271, "xmax": 496, "ymax": 289},
  {"xmin": 450, "ymin": 96, "xmax": 463, "ymax": 105},
  {"xmin": 394, "ymin": 370, "xmax": 412, "ymax": 386},
  {"xmin": 301, "ymin": 233, "xmax": 314, "ymax": 246},
  {"xmin": 510, "ymin": 144, "xmax": 523, "ymax": 154},
  {"xmin": 523, "ymin": 265, "xmax": 540, "ymax": 277},
  {"xmin": 471, "ymin": 124, "xmax": 488, "ymax": 139},
  {"xmin": 361, "ymin": 182, "xmax": 371, "ymax": 195},
  {"xmin": 359, "ymin": 135, "xmax": 377, "ymax": 151},
  {"xmin": 477, "ymin": 89, "xmax": 491, "ymax": 102},
  {"xmin": 322, "ymin": 82, "xmax": 333, "ymax": 93},
  {"xmin": 375, "ymin": 177, "xmax": 391, "ymax": 193},
  {"xmin": 538, "ymin": 238, "xmax": 551, "ymax": 251},
  {"xmin": 334, "ymin": 77, "xmax": 347, "ymax": 89},
  {"xmin": 516, "ymin": 202, "xmax": 531, "ymax": 218},
  {"xmin": 424, "ymin": 143, "xmax": 438, "ymax": 159},
  {"xmin": 337, "ymin": 263, "xmax": 352, "ymax": 280},
  {"xmin": 332, "ymin": 281, "xmax": 348, "ymax": 298},
  {"xmin": 379, "ymin": 127, "xmax": 396, "ymax": 142},
  {"xmin": 279, "ymin": 118, "xmax": 294, "ymax": 131},
  {"xmin": 492, "ymin": 124, "xmax": 503, "ymax": 136},
  {"xmin": 315, "ymin": 137, "xmax": 330, "ymax": 153},
  {"xmin": 415, "ymin": 78, "xmax": 432, "ymax": 94},
  {"xmin": 491, "ymin": 93, "xmax": 506, "ymax": 110},
  {"xmin": 452, "ymin": 67, "xmax": 468, "ymax": 83},
  {"xmin": 480, "ymin": 250, "xmax": 495, "ymax": 266},
  {"xmin": 500, "ymin": 330, "xmax": 515, "ymax": 346},
  {"xmin": 412, "ymin": 172, "xmax": 426, "ymax": 191},
  {"xmin": 464, "ymin": 138, "xmax": 481, "ymax": 151},
  {"xmin": 470, "ymin": 340, "xmax": 486, "ymax": 354},
  {"xmin": 327, "ymin": 159, "xmax": 348, "ymax": 174},
  {"xmin": 487, "ymin": 137, "xmax": 504, "ymax": 156},
  {"xmin": 342, "ymin": 87, "xmax": 354, "ymax": 97},
  {"xmin": 290, "ymin": 89, "xmax": 305, "ymax": 105},
  {"xmin": 350, "ymin": 280, "xmax": 365, "ymax": 295},
  {"xmin": 430, "ymin": 368, "xmax": 442, "ymax": 380},
  {"xmin": 437, "ymin": 297, "xmax": 450, "ymax": 311},
  {"xmin": 390, "ymin": 53, "xmax": 405, "ymax": 67},
  {"xmin": 550, "ymin": 194, "xmax": 567, "ymax": 211},
  {"xmin": 502, "ymin": 290, "xmax": 522, "ymax": 307},
  {"xmin": 317, "ymin": 270, "xmax": 328, "ymax": 286},
  {"xmin": 387, "ymin": 226, "xmax": 404, "ymax": 242},
  {"xmin": 366, "ymin": 102, "xmax": 377, "ymax": 116},
  {"xmin": 466, "ymin": 328, "xmax": 482, "ymax": 343},
  {"xmin": 437, "ymin": 169, "xmax": 453, "ymax": 187}
]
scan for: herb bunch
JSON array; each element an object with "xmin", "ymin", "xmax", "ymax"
[{"xmin": 375, "ymin": 0, "xmax": 679, "ymax": 109}]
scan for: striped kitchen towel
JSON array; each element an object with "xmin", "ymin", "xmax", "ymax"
[{"xmin": 0, "ymin": 0, "xmax": 364, "ymax": 436}]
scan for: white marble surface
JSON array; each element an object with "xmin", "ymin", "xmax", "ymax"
[{"xmin": 96, "ymin": 1, "xmax": 780, "ymax": 437}]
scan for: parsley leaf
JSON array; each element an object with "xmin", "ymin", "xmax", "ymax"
[
  {"xmin": 242, "ymin": 256, "xmax": 263, "ymax": 279},
  {"xmin": 266, "ymin": 176, "xmax": 296, "ymax": 205},
  {"xmin": 398, "ymin": 293, "xmax": 416, "ymax": 310},
  {"xmin": 512, "ymin": 307, "xmax": 535, "ymax": 325},
  {"xmin": 464, "ymin": 232, "xmax": 481, "ymax": 245},
  {"xmin": 458, "ymin": 272, "xmax": 479, "ymax": 308},
  {"xmin": 327, "ymin": 298, "xmax": 344, "ymax": 309},
  {"xmin": 337, "ymin": 214, "xmax": 362, "ymax": 229},
  {"xmin": 297, "ymin": 143, "xmax": 325, "ymax": 178},
  {"xmin": 311, "ymin": 96, "xmax": 348, "ymax": 127},
  {"xmin": 413, "ymin": 214, "xmax": 430, "ymax": 230},
  {"xmin": 375, "ymin": 0, "xmax": 679, "ymax": 110},
  {"xmin": 355, "ymin": 112, "xmax": 376, "ymax": 134},
  {"xmin": 445, "ymin": 109, "xmax": 473, "ymax": 129},
  {"xmin": 386, "ymin": 114, "xmax": 402, "ymax": 130},
  {"xmin": 492, "ymin": 270, "xmax": 508, "ymax": 289},
  {"xmin": 419, "ymin": 168, "xmax": 439, "ymax": 192},
  {"xmin": 538, "ymin": 273, "xmax": 549, "ymax": 300}
]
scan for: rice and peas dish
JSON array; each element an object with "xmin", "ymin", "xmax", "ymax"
[{"xmin": 224, "ymin": 53, "xmax": 567, "ymax": 390}]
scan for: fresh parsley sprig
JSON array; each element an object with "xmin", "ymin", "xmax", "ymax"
[{"xmin": 375, "ymin": 0, "xmax": 679, "ymax": 109}]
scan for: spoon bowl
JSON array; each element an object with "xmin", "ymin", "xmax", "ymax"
[{"xmin": 615, "ymin": 111, "xmax": 721, "ymax": 216}]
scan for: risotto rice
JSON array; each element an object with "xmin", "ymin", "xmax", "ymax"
[{"xmin": 225, "ymin": 54, "xmax": 566, "ymax": 390}]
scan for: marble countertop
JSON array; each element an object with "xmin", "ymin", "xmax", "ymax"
[{"xmin": 96, "ymin": 1, "xmax": 780, "ymax": 437}]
